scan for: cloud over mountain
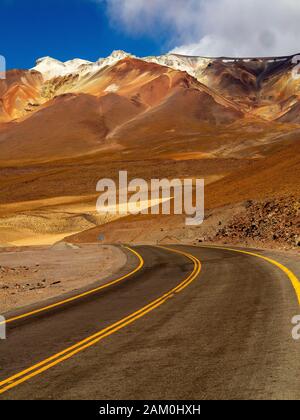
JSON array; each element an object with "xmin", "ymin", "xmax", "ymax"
[{"xmin": 101, "ymin": 0, "xmax": 300, "ymax": 57}]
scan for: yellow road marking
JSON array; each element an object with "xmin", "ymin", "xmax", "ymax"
[
  {"xmin": 198, "ymin": 245, "xmax": 300, "ymax": 306},
  {"xmin": 0, "ymin": 246, "xmax": 201, "ymax": 395},
  {"xmin": 1, "ymin": 246, "xmax": 144, "ymax": 326}
]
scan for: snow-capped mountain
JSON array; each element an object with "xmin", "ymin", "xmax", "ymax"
[
  {"xmin": 32, "ymin": 50, "xmax": 211, "ymax": 82},
  {"xmin": 32, "ymin": 51, "xmax": 134, "ymax": 81},
  {"xmin": 144, "ymin": 53, "xmax": 212, "ymax": 80},
  {"xmin": 33, "ymin": 57, "xmax": 92, "ymax": 80},
  {"xmin": 3, "ymin": 48, "xmax": 297, "ymax": 127},
  {"xmin": 32, "ymin": 50, "xmax": 298, "ymax": 89}
]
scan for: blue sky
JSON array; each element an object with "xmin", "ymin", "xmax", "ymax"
[{"xmin": 0, "ymin": 0, "xmax": 170, "ymax": 70}]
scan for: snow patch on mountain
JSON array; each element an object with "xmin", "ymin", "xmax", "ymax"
[
  {"xmin": 98, "ymin": 50, "xmax": 134, "ymax": 68},
  {"xmin": 32, "ymin": 51, "xmax": 134, "ymax": 81},
  {"xmin": 33, "ymin": 57, "xmax": 92, "ymax": 80},
  {"xmin": 32, "ymin": 50, "xmax": 210, "ymax": 82},
  {"xmin": 143, "ymin": 53, "xmax": 212, "ymax": 80},
  {"xmin": 32, "ymin": 50, "xmax": 208, "ymax": 82}
]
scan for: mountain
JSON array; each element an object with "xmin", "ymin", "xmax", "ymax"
[
  {"xmin": 0, "ymin": 56, "xmax": 245, "ymax": 162},
  {"xmin": 1, "ymin": 50, "xmax": 299, "ymax": 125},
  {"xmin": 0, "ymin": 50, "xmax": 299, "ymax": 246},
  {"xmin": 32, "ymin": 50, "xmax": 133, "ymax": 81},
  {"xmin": 0, "ymin": 92, "xmax": 147, "ymax": 162}
]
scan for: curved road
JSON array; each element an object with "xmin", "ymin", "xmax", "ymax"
[{"xmin": 0, "ymin": 245, "xmax": 299, "ymax": 400}]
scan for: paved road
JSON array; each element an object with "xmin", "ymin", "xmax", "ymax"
[{"xmin": 0, "ymin": 245, "xmax": 299, "ymax": 400}]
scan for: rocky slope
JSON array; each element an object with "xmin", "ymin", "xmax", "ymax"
[{"xmin": 214, "ymin": 196, "xmax": 300, "ymax": 249}]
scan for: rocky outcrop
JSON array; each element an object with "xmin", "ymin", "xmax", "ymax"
[{"xmin": 214, "ymin": 196, "xmax": 300, "ymax": 248}]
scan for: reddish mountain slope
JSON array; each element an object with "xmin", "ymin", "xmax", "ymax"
[
  {"xmin": 0, "ymin": 92, "xmax": 146, "ymax": 162},
  {"xmin": 0, "ymin": 58, "xmax": 245, "ymax": 163},
  {"xmin": 0, "ymin": 70, "xmax": 43, "ymax": 122}
]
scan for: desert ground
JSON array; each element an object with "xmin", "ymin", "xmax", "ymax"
[{"xmin": 0, "ymin": 243, "xmax": 126, "ymax": 313}]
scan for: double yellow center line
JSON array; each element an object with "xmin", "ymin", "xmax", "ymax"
[{"xmin": 0, "ymin": 246, "xmax": 201, "ymax": 395}]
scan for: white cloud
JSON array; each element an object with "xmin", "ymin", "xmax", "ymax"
[{"xmin": 102, "ymin": 0, "xmax": 300, "ymax": 57}]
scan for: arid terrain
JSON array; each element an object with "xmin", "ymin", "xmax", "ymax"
[
  {"xmin": 0, "ymin": 51, "xmax": 299, "ymax": 250},
  {"xmin": 0, "ymin": 243, "xmax": 126, "ymax": 313},
  {"xmin": 0, "ymin": 51, "xmax": 300, "ymax": 401}
]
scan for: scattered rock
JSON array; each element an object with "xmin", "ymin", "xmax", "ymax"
[
  {"xmin": 245, "ymin": 200, "xmax": 253, "ymax": 209},
  {"xmin": 214, "ymin": 196, "xmax": 299, "ymax": 248}
]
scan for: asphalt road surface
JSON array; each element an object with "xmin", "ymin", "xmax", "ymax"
[{"xmin": 0, "ymin": 245, "xmax": 299, "ymax": 400}]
